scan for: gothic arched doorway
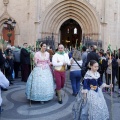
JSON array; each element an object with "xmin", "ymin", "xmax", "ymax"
[{"xmin": 60, "ymin": 19, "xmax": 82, "ymax": 49}]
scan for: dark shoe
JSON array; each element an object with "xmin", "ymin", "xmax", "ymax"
[
  {"xmin": 1, "ymin": 88, "xmax": 8, "ymax": 91},
  {"xmin": 57, "ymin": 90, "xmax": 63, "ymax": 104},
  {"xmin": 58, "ymin": 99, "xmax": 63, "ymax": 104},
  {"xmin": 72, "ymin": 93, "xmax": 77, "ymax": 97},
  {"xmin": 10, "ymin": 82, "xmax": 14, "ymax": 85}
]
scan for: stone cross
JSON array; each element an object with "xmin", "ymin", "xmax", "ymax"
[{"xmin": 3, "ymin": 0, "xmax": 9, "ymax": 6}]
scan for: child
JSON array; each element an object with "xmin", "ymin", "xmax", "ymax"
[{"xmin": 82, "ymin": 60, "xmax": 112, "ymax": 120}]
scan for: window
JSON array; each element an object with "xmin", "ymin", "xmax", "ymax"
[
  {"xmin": 67, "ymin": 28, "xmax": 70, "ymax": 33},
  {"xmin": 74, "ymin": 28, "xmax": 77, "ymax": 34}
]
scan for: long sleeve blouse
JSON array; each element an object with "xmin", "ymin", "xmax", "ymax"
[
  {"xmin": 52, "ymin": 52, "xmax": 70, "ymax": 71},
  {"xmin": 70, "ymin": 58, "xmax": 83, "ymax": 71},
  {"xmin": 82, "ymin": 70, "xmax": 106, "ymax": 93},
  {"xmin": 34, "ymin": 51, "xmax": 50, "ymax": 69}
]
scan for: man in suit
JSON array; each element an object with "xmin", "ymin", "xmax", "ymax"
[
  {"xmin": 86, "ymin": 45, "xmax": 100, "ymax": 66},
  {"xmin": 20, "ymin": 43, "xmax": 30, "ymax": 82}
]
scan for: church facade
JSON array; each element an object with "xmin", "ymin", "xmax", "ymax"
[{"xmin": 0, "ymin": 0, "xmax": 120, "ymax": 50}]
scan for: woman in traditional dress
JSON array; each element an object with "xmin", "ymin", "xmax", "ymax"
[
  {"xmin": 82, "ymin": 60, "xmax": 112, "ymax": 120},
  {"xmin": 26, "ymin": 43, "xmax": 54, "ymax": 103}
]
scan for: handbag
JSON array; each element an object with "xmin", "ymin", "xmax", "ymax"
[
  {"xmin": 72, "ymin": 88, "xmax": 89, "ymax": 120},
  {"xmin": 73, "ymin": 58, "xmax": 87, "ymax": 77}
]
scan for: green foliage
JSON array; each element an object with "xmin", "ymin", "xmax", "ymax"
[
  {"xmin": 0, "ymin": 39, "xmax": 4, "ymax": 44},
  {"xmin": 7, "ymin": 32, "xmax": 12, "ymax": 37},
  {"xmin": 0, "ymin": 39, "xmax": 8, "ymax": 46},
  {"xmin": 79, "ymin": 43, "xmax": 83, "ymax": 51},
  {"xmin": 36, "ymin": 41, "xmax": 39, "ymax": 49},
  {"xmin": 107, "ymin": 44, "xmax": 112, "ymax": 53}
]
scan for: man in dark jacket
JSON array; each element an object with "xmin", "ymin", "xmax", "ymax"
[
  {"xmin": 98, "ymin": 51, "xmax": 107, "ymax": 81},
  {"xmin": 0, "ymin": 48, "xmax": 5, "ymax": 71},
  {"xmin": 86, "ymin": 45, "xmax": 100, "ymax": 66},
  {"xmin": 20, "ymin": 43, "xmax": 30, "ymax": 82}
]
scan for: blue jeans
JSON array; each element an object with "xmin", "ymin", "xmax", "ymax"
[{"xmin": 70, "ymin": 70, "xmax": 81, "ymax": 94}]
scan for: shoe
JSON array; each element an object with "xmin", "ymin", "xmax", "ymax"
[
  {"xmin": 1, "ymin": 88, "xmax": 8, "ymax": 91},
  {"xmin": 57, "ymin": 90, "xmax": 63, "ymax": 104},
  {"xmin": 10, "ymin": 82, "xmax": 14, "ymax": 85},
  {"xmin": 58, "ymin": 99, "xmax": 63, "ymax": 104},
  {"xmin": 72, "ymin": 93, "xmax": 77, "ymax": 97}
]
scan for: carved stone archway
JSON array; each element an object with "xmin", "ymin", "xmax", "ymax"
[{"xmin": 40, "ymin": 0, "xmax": 100, "ymax": 45}]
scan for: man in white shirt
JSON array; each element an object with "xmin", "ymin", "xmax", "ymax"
[{"xmin": 52, "ymin": 44, "xmax": 70, "ymax": 104}]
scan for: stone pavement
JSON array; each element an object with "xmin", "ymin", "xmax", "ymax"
[{"xmin": 0, "ymin": 72, "xmax": 120, "ymax": 120}]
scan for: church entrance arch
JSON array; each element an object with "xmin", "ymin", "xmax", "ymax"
[
  {"xmin": 60, "ymin": 19, "xmax": 82, "ymax": 48},
  {"xmin": 40, "ymin": 0, "xmax": 100, "ymax": 48}
]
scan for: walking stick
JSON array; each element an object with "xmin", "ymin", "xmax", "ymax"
[
  {"xmin": 29, "ymin": 67, "xmax": 34, "ymax": 107},
  {"xmin": 118, "ymin": 51, "xmax": 120, "ymax": 94},
  {"xmin": 2, "ymin": 45, "xmax": 5, "ymax": 75},
  {"xmin": 30, "ymin": 53, "xmax": 33, "ymax": 107},
  {"xmin": 64, "ymin": 71, "xmax": 68, "ymax": 97},
  {"xmin": 110, "ymin": 50, "xmax": 113, "ymax": 120}
]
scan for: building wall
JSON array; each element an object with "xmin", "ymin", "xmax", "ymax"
[
  {"xmin": 0, "ymin": 0, "xmax": 120, "ymax": 50},
  {"xmin": 0, "ymin": 0, "xmax": 36, "ymax": 46}
]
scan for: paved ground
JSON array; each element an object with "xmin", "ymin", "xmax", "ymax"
[{"xmin": 0, "ymin": 72, "xmax": 120, "ymax": 120}]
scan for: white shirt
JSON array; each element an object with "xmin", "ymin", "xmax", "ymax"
[
  {"xmin": 52, "ymin": 52, "xmax": 70, "ymax": 71},
  {"xmin": 0, "ymin": 71, "xmax": 9, "ymax": 106},
  {"xmin": 70, "ymin": 58, "xmax": 83, "ymax": 71}
]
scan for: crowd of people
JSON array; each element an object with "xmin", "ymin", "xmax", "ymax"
[{"xmin": 0, "ymin": 41, "xmax": 120, "ymax": 119}]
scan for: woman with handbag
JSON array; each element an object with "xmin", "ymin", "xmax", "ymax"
[
  {"xmin": 82, "ymin": 60, "xmax": 113, "ymax": 120},
  {"xmin": 70, "ymin": 50, "xmax": 82, "ymax": 97}
]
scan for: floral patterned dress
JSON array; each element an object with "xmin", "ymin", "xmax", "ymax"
[
  {"xmin": 82, "ymin": 70, "xmax": 109, "ymax": 120},
  {"xmin": 26, "ymin": 51, "xmax": 54, "ymax": 101}
]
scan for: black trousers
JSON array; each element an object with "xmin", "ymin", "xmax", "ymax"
[
  {"xmin": 14, "ymin": 62, "xmax": 21, "ymax": 78},
  {"xmin": 21, "ymin": 64, "xmax": 30, "ymax": 82},
  {"xmin": 118, "ymin": 67, "xmax": 120, "ymax": 89}
]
